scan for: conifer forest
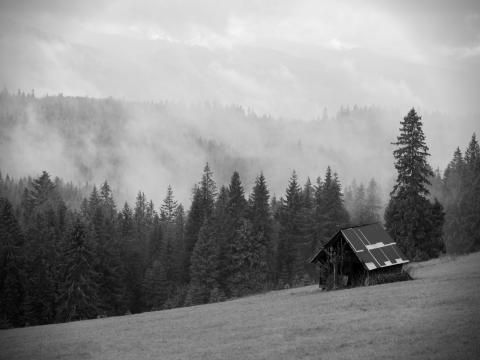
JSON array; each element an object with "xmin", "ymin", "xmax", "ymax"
[{"xmin": 1, "ymin": 92, "xmax": 479, "ymax": 328}]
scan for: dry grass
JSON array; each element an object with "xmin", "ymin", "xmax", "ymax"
[{"xmin": 1, "ymin": 252, "xmax": 480, "ymax": 360}]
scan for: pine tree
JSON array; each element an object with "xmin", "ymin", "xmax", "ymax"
[
  {"xmin": 88, "ymin": 185, "xmax": 125, "ymax": 316},
  {"xmin": 134, "ymin": 191, "xmax": 148, "ymax": 254},
  {"xmin": 184, "ymin": 164, "xmax": 217, "ymax": 282},
  {"xmin": 429, "ymin": 168, "xmax": 444, "ymax": 204},
  {"xmin": 56, "ymin": 217, "xmax": 98, "ymax": 322},
  {"xmin": 172, "ymin": 204, "xmax": 186, "ymax": 284},
  {"xmin": 226, "ymin": 171, "xmax": 247, "ymax": 222},
  {"xmin": 100, "ymin": 181, "xmax": 116, "ymax": 220},
  {"xmin": 183, "ymin": 186, "xmax": 203, "ymax": 282},
  {"xmin": 444, "ymin": 147, "xmax": 465, "ymax": 205},
  {"xmin": 28, "ymin": 171, "xmax": 57, "ymax": 208},
  {"xmin": 22, "ymin": 172, "xmax": 66, "ymax": 325},
  {"xmin": 343, "ymin": 181, "xmax": 356, "ymax": 217},
  {"xmin": 295, "ymin": 178, "xmax": 316, "ymax": 280},
  {"xmin": 442, "ymin": 148, "xmax": 466, "ymax": 253},
  {"xmin": 385, "ymin": 108, "xmax": 444, "ymax": 260},
  {"xmin": 88, "ymin": 185, "xmax": 101, "ymax": 218},
  {"xmin": 276, "ymin": 171, "xmax": 303, "ymax": 286},
  {"xmin": 226, "ymin": 220, "xmax": 267, "ymax": 297},
  {"xmin": 390, "ymin": 109, "xmax": 433, "ymax": 197},
  {"xmin": 314, "ymin": 167, "xmax": 350, "ymax": 248},
  {"xmin": 143, "ymin": 260, "xmax": 168, "ymax": 310},
  {"xmin": 460, "ymin": 133, "xmax": 480, "ymax": 251},
  {"xmin": 364, "ymin": 178, "xmax": 382, "ymax": 224},
  {"xmin": 465, "ymin": 133, "xmax": 480, "ymax": 172},
  {"xmin": 159, "ymin": 185, "xmax": 181, "ymax": 293},
  {"xmin": 119, "ymin": 202, "xmax": 134, "ymax": 239},
  {"xmin": 248, "ymin": 173, "xmax": 274, "ymax": 284},
  {"xmin": 352, "ymin": 183, "xmax": 366, "ymax": 224},
  {"xmin": 223, "ymin": 171, "xmax": 249, "ymax": 294},
  {"xmin": 146, "ymin": 200, "xmax": 155, "ymax": 228},
  {"xmin": 148, "ymin": 214, "xmax": 164, "ymax": 262},
  {"xmin": 119, "ymin": 202, "xmax": 143, "ymax": 312},
  {"xmin": 160, "ymin": 185, "xmax": 178, "ymax": 222},
  {"xmin": 199, "ymin": 163, "xmax": 217, "ymax": 220},
  {"xmin": 0, "ymin": 198, "xmax": 25, "ymax": 327},
  {"xmin": 213, "ymin": 185, "xmax": 230, "ymax": 291},
  {"xmin": 187, "ymin": 221, "xmax": 219, "ymax": 305},
  {"xmin": 423, "ymin": 199, "xmax": 446, "ymax": 257}
]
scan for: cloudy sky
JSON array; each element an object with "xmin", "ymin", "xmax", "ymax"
[{"xmin": 1, "ymin": 0, "xmax": 480, "ymax": 118}]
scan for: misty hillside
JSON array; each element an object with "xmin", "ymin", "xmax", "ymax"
[
  {"xmin": 0, "ymin": 90, "xmax": 476, "ymax": 206},
  {"xmin": 1, "ymin": 252, "xmax": 479, "ymax": 360}
]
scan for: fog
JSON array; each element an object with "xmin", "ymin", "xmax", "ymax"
[
  {"xmin": 0, "ymin": 0, "xmax": 479, "ymax": 207},
  {"xmin": 1, "ymin": 95, "xmax": 478, "ymax": 209}
]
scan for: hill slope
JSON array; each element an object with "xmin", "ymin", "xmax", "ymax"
[{"xmin": 1, "ymin": 252, "xmax": 480, "ymax": 359}]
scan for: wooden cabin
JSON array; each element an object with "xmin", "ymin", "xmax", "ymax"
[{"xmin": 310, "ymin": 223, "xmax": 410, "ymax": 290}]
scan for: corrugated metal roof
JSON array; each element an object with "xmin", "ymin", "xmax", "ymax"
[{"xmin": 310, "ymin": 223, "xmax": 409, "ymax": 270}]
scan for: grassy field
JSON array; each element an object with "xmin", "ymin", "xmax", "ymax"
[{"xmin": 1, "ymin": 252, "xmax": 479, "ymax": 360}]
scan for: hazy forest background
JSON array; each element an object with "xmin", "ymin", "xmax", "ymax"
[{"xmin": 1, "ymin": 90, "xmax": 479, "ymax": 328}]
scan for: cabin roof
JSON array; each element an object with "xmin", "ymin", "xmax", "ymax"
[{"xmin": 310, "ymin": 223, "xmax": 409, "ymax": 271}]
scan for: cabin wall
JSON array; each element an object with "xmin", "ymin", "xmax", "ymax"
[{"xmin": 367, "ymin": 264, "xmax": 411, "ymax": 285}]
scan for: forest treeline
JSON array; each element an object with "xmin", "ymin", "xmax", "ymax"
[
  {"xmin": 0, "ymin": 164, "xmax": 370, "ymax": 327},
  {"xmin": 1, "ymin": 104, "xmax": 479, "ymax": 328}
]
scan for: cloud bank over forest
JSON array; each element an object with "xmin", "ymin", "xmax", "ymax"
[
  {"xmin": 0, "ymin": 1, "xmax": 479, "ymax": 206},
  {"xmin": 1, "ymin": 94, "xmax": 477, "ymax": 208},
  {"xmin": 1, "ymin": 0, "xmax": 480, "ymax": 118}
]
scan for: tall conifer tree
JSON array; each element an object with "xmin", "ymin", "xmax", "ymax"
[
  {"xmin": 248, "ymin": 173, "xmax": 274, "ymax": 283},
  {"xmin": 385, "ymin": 108, "xmax": 444, "ymax": 259},
  {"xmin": 0, "ymin": 198, "xmax": 25, "ymax": 327},
  {"xmin": 276, "ymin": 171, "xmax": 303, "ymax": 285},
  {"xmin": 187, "ymin": 221, "xmax": 219, "ymax": 305},
  {"xmin": 56, "ymin": 217, "xmax": 98, "ymax": 322}
]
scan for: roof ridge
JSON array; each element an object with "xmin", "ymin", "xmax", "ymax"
[{"xmin": 340, "ymin": 222, "xmax": 380, "ymax": 230}]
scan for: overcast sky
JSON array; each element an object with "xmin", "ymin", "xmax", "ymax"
[{"xmin": 1, "ymin": 0, "xmax": 480, "ymax": 118}]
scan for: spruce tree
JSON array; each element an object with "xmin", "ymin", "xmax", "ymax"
[
  {"xmin": 22, "ymin": 172, "xmax": 65, "ymax": 325},
  {"xmin": 173, "ymin": 204, "xmax": 186, "ymax": 284},
  {"xmin": 56, "ymin": 217, "xmax": 98, "ymax": 322},
  {"xmin": 224, "ymin": 171, "xmax": 249, "ymax": 294},
  {"xmin": 143, "ymin": 260, "xmax": 168, "ymax": 310},
  {"xmin": 352, "ymin": 183, "xmax": 366, "ymax": 224},
  {"xmin": 440, "ymin": 149, "xmax": 467, "ymax": 253},
  {"xmin": 89, "ymin": 184, "xmax": 126, "ymax": 316},
  {"xmin": 0, "ymin": 198, "xmax": 25, "ymax": 327},
  {"xmin": 183, "ymin": 186, "xmax": 203, "ymax": 282},
  {"xmin": 465, "ymin": 133, "xmax": 480, "ymax": 171},
  {"xmin": 187, "ymin": 221, "xmax": 219, "ymax": 305},
  {"xmin": 460, "ymin": 133, "xmax": 480, "ymax": 251},
  {"xmin": 226, "ymin": 171, "xmax": 247, "ymax": 222},
  {"xmin": 184, "ymin": 164, "xmax": 217, "ymax": 281},
  {"xmin": 385, "ymin": 108, "xmax": 444, "ymax": 260},
  {"xmin": 199, "ymin": 163, "xmax": 217, "ymax": 220},
  {"xmin": 226, "ymin": 219, "xmax": 267, "ymax": 297},
  {"xmin": 160, "ymin": 185, "xmax": 178, "ymax": 222},
  {"xmin": 296, "ymin": 178, "xmax": 316, "ymax": 280},
  {"xmin": 314, "ymin": 167, "xmax": 349, "ymax": 248},
  {"xmin": 100, "ymin": 181, "xmax": 116, "ymax": 220},
  {"xmin": 213, "ymin": 185, "xmax": 230, "ymax": 291},
  {"xmin": 364, "ymin": 178, "xmax": 382, "ymax": 223},
  {"xmin": 159, "ymin": 186, "xmax": 179, "ymax": 291},
  {"xmin": 118, "ymin": 202, "xmax": 142, "ymax": 312},
  {"xmin": 134, "ymin": 191, "xmax": 148, "ymax": 256},
  {"xmin": 276, "ymin": 171, "xmax": 303, "ymax": 286},
  {"xmin": 248, "ymin": 173, "xmax": 274, "ymax": 284},
  {"xmin": 444, "ymin": 148, "xmax": 464, "ymax": 201}
]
